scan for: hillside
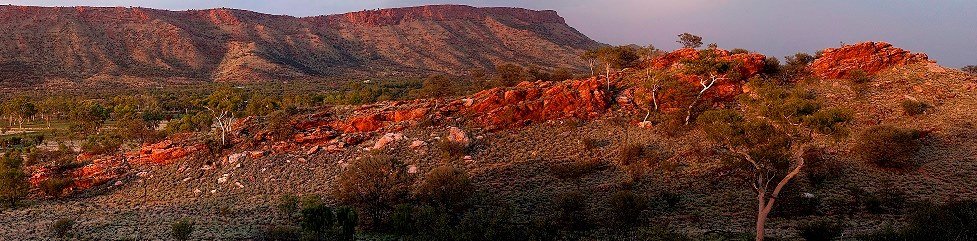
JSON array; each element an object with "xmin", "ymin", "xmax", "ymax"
[
  {"xmin": 4, "ymin": 42, "xmax": 977, "ymax": 239},
  {"xmin": 0, "ymin": 5, "xmax": 600, "ymax": 87}
]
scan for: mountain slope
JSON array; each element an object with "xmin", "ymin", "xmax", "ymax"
[{"xmin": 0, "ymin": 5, "xmax": 601, "ymax": 85}]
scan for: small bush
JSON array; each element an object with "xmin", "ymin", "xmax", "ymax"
[
  {"xmin": 618, "ymin": 144, "xmax": 646, "ymax": 165},
  {"xmin": 900, "ymin": 99, "xmax": 930, "ymax": 116},
  {"xmin": 554, "ymin": 191, "xmax": 589, "ymax": 231},
  {"xmin": 414, "ymin": 166, "xmax": 473, "ymax": 210},
  {"xmin": 855, "ymin": 126, "xmax": 925, "ymax": 168},
  {"xmin": 49, "ymin": 218, "xmax": 75, "ymax": 238},
  {"xmin": 803, "ymin": 148, "xmax": 844, "ymax": 187},
  {"xmin": 0, "ymin": 152, "xmax": 29, "ymax": 208},
  {"xmin": 862, "ymin": 201, "xmax": 977, "ymax": 240},
  {"xmin": 80, "ymin": 133, "xmax": 123, "ymax": 155},
  {"xmin": 171, "ymin": 219, "xmax": 195, "ymax": 241},
  {"xmin": 331, "ymin": 154, "xmax": 410, "ymax": 227},
  {"xmin": 848, "ymin": 69, "xmax": 872, "ymax": 84},
  {"xmin": 580, "ymin": 137, "xmax": 601, "ymax": 150},
  {"xmin": 798, "ymin": 219, "xmax": 843, "ymax": 241},
  {"xmin": 608, "ymin": 190, "xmax": 647, "ymax": 226},
  {"xmin": 435, "ymin": 140, "xmax": 470, "ymax": 160},
  {"xmin": 549, "ymin": 159, "xmax": 603, "ymax": 179},
  {"xmin": 802, "ymin": 108, "xmax": 853, "ymax": 135},
  {"xmin": 276, "ymin": 194, "xmax": 300, "ymax": 218},
  {"xmin": 300, "ymin": 202, "xmax": 335, "ymax": 235},
  {"xmin": 334, "ymin": 207, "xmax": 358, "ymax": 240},
  {"xmin": 856, "ymin": 188, "xmax": 906, "ymax": 215},
  {"xmin": 39, "ymin": 177, "xmax": 74, "ymax": 198}
]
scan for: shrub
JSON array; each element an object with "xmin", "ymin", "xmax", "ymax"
[
  {"xmin": 618, "ymin": 144, "xmax": 646, "ymax": 165},
  {"xmin": 857, "ymin": 188, "xmax": 906, "ymax": 214},
  {"xmin": 848, "ymin": 69, "xmax": 872, "ymax": 84},
  {"xmin": 798, "ymin": 219, "xmax": 843, "ymax": 241},
  {"xmin": 802, "ymin": 108, "xmax": 853, "ymax": 135},
  {"xmin": 171, "ymin": 219, "xmax": 195, "ymax": 241},
  {"xmin": 0, "ymin": 152, "xmax": 29, "ymax": 208},
  {"xmin": 435, "ymin": 140, "xmax": 470, "ymax": 160},
  {"xmin": 608, "ymin": 190, "xmax": 647, "ymax": 226},
  {"xmin": 414, "ymin": 166, "xmax": 473, "ymax": 210},
  {"xmin": 334, "ymin": 207, "xmax": 358, "ymax": 240},
  {"xmin": 80, "ymin": 133, "xmax": 123, "ymax": 155},
  {"xmin": 900, "ymin": 99, "xmax": 930, "ymax": 116},
  {"xmin": 770, "ymin": 187, "xmax": 820, "ymax": 218},
  {"xmin": 962, "ymin": 65, "xmax": 977, "ymax": 75},
  {"xmin": 554, "ymin": 191, "xmax": 589, "ymax": 231},
  {"xmin": 39, "ymin": 177, "xmax": 74, "ymax": 198},
  {"xmin": 863, "ymin": 201, "xmax": 977, "ymax": 240},
  {"xmin": 276, "ymin": 194, "xmax": 299, "ymax": 218},
  {"xmin": 803, "ymin": 148, "xmax": 844, "ymax": 186},
  {"xmin": 855, "ymin": 126, "xmax": 925, "ymax": 168},
  {"xmin": 300, "ymin": 202, "xmax": 335, "ymax": 235},
  {"xmin": 580, "ymin": 137, "xmax": 601, "ymax": 150},
  {"xmin": 332, "ymin": 154, "xmax": 410, "ymax": 227},
  {"xmin": 549, "ymin": 159, "xmax": 603, "ymax": 179},
  {"xmin": 49, "ymin": 218, "xmax": 76, "ymax": 238}
]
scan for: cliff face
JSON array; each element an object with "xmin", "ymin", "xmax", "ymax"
[{"xmin": 0, "ymin": 5, "xmax": 601, "ymax": 85}]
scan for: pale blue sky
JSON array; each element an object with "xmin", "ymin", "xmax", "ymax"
[{"xmin": 2, "ymin": 0, "xmax": 974, "ymax": 67}]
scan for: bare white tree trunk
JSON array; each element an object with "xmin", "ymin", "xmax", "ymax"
[
  {"xmin": 735, "ymin": 148, "xmax": 806, "ymax": 241},
  {"xmin": 684, "ymin": 74, "xmax": 723, "ymax": 125}
]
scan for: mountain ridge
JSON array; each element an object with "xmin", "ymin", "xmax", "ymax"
[{"xmin": 0, "ymin": 4, "xmax": 601, "ymax": 87}]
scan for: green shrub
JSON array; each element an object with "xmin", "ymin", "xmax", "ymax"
[
  {"xmin": 39, "ymin": 177, "xmax": 74, "ymax": 198},
  {"xmin": 49, "ymin": 218, "xmax": 75, "ymax": 238},
  {"xmin": 334, "ymin": 207, "xmax": 358, "ymax": 240},
  {"xmin": 0, "ymin": 152, "xmax": 29, "ymax": 208},
  {"xmin": 80, "ymin": 133, "xmax": 123, "ymax": 155},
  {"xmin": 300, "ymin": 202, "xmax": 335, "ymax": 235},
  {"xmin": 608, "ymin": 190, "xmax": 647, "ymax": 226},
  {"xmin": 331, "ymin": 154, "xmax": 410, "ymax": 227},
  {"xmin": 798, "ymin": 219, "xmax": 843, "ymax": 241},
  {"xmin": 802, "ymin": 108, "xmax": 853, "ymax": 135},
  {"xmin": 171, "ymin": 219, "xmax": 194, "ymax": 241},
  {"xmin": 900, "ymin": 99, "xmax": 930, "ymax": 116},
  {"xmin": 855, "ymin": 125, "xmax": 925, "ymax": 168},
  {"xmin": 414, "ymin": 166, "xmax": 472, "ymax": 210}
]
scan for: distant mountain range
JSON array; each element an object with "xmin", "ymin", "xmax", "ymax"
[{"xmin": 0, "ymin": 5, "xmax": 601, "ymax": 86}]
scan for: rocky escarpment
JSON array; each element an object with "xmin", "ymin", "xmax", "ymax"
[
  {"xmin": 0, "ymin": 5, "xmax": 600, "ymax": 86},
  {"xmin": 812, "ymin": 42, "xmax": 931, "ymax": 79}
]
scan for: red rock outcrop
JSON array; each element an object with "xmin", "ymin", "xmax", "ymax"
[
  {"xmin": 128, "ymin": 139, "xmax": 207, "ymax": 165},
  {"xmin": 811, "ymin": 42, "xmax": 930, "ymax": 79},
  {"xmin": 624, "ymin": 48, "xmax": 767, "ymax": 109},
  {"xmin": 466, "ymin": 78, "xmax": 609, "ymax": 127},
  {"xmin": 29, "ymin": 156, "xmax": 126, "ymax": 194}
]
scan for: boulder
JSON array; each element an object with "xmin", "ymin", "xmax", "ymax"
[
  {"xmin": 447, "ymin": 127, "xmax": 471, "ymax": 144},
  {"xmin": 373, "ymin": 133, "xmax": 404, "ymax": 149}
]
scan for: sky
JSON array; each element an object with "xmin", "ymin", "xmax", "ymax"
[{"xmin": 2, "ymin": 0, "xmax": 975, "ymax": 67}]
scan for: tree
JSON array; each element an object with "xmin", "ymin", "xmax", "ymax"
[
  {"xmin": 680, "ymin": 49, "xmax": 741, "ymax": 125},
  {"xmin": 699, "ymin": 80, "xmax": 847, "ymax": 241},
  {"xmin": 963, "ymin": 65, "xmax": 977, "ymax": 75},
  {"xmin": 676, "ymin": 33, "xmax": 703, "ymax": 49},
  {"xmin": 2, "ymin": 96, "xmax": 36, "ymax": 130},
  {"xmin": 494, "ymin": 64, "xmax": 529, "ymax": 87},
  {"xmin": 332, "ymin": 154, "xmax": 410, "ymax": 227},
  {"xmin": 205, "ymin": 86, "xmax": 246, "ymax": 146},
  {"xmin": 0, "ymin": 152, "xmax": 29, "ymax": 208},
  {"xmin": 641, "ymin": 69, "xmax": 678, "ymax": 121},
  {"xmin": 583, "ymin": 46, "xmax": 640, "ymax": 91}
]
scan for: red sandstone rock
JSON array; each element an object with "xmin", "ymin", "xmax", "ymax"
[
  {"xmin": 811, "ymin": 42, "xmax": 930, "ymax": 79},
  {"xmin": 466, "ymin": 78, "xmax": 609, "ymax": 127}
]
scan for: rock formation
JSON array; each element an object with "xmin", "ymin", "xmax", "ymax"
[{"xmin": 812, "ymin": 42, "xmax": 930, "ymax": 79}]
